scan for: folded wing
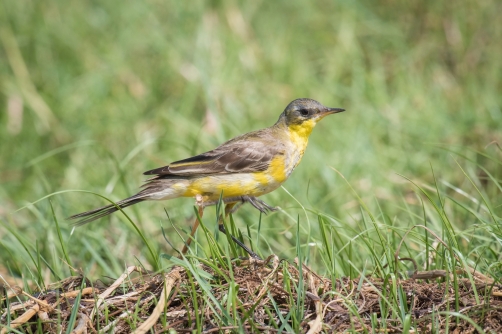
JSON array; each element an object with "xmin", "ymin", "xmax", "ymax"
[{"xmin": 144, "ymin": 132, "xmax": 284, "ymax": 177}]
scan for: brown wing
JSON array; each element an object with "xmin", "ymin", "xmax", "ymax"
[{"xmin": 143, "ymin": 130, "xmax": 284, "ymax": 176}]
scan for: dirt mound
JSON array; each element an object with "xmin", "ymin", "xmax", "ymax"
[{"xmin": 2, "ymin": 256, "xmax": 501, "ymax": 333}]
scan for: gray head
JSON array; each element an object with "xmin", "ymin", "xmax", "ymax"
[{"xmin": 279, "ymin": 98, "xmax": 345, "ymax": 126}]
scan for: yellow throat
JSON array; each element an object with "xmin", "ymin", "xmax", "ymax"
[{"xmin": 287, "ymin": 118, "xmax": 316, "ymax": 151}]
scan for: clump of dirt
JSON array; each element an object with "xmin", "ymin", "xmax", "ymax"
[{"xmin": 2, "ymin": 256, "xmax": 502, "ymax": 333}]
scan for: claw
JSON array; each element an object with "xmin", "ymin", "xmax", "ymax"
[{"xmin": 242, "ymin": 196, "xmax": 278, "ymax": 214}]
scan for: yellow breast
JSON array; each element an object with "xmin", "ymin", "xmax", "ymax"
[{"xmin": 251, "ymin": 155, "xmax": 287, "ymax": 187}]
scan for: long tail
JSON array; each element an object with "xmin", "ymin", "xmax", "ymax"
[{"xmin": 67, "ymin": 196, "xmax": 145, "ymax": 226}]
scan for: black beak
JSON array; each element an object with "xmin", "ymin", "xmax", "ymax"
[
  {"xmin": 326, "ymin": 107, "xmax": 345, "ymax": 114},
  {"xmin": 318, "ymin": 107, "xmax": 345, "ymax": 119}
]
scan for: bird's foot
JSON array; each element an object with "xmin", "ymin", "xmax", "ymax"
[
  {"xmin": 201, "ymin": 196, "xmax": 278, "ymax": 214},
  {"xmin": 240, "ymin": 196, "xmax": 279, "ymax": 214}
]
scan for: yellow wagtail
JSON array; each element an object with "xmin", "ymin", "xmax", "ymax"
[{"xmin": 69, "ymin": 98, "xmax": 345, "ymax": 258}]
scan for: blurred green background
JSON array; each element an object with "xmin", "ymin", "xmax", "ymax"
[{"xmin": 1, "ymin": 0, "xmax": 501, "ymax": 281}]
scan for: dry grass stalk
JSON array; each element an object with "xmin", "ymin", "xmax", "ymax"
[
  {"xmin": 132, "ymin": 266, "xmax": 182, "ymax": 334},
  {"xmin": 1, "ymin": 303, "xmax": 39, "ymax": 334},
  {"xmin": 71, "ymin": 313, "xmax": 90, "ymax": 334},
  {"xmin": 90, "ymin": 265, "xmax": 138, "ymax": 320}
]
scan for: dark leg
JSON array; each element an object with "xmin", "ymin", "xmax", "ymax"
[{"xmin": 218, "ymin": 203, "xmax": 262, "ymax": 260}]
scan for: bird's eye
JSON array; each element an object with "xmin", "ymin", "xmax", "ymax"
[{"xmin": 299, "ymin": 109, "xmax": 309, "ymax": 117}]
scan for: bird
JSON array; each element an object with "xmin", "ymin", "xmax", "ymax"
[{"xmin": 69, "ymin": 98, "xmax": 345, "ymax": 258}]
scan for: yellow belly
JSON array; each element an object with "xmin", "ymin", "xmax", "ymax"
[{"xmin": 182, "ymin": 156, "xmax": 289, "ymax": 201}]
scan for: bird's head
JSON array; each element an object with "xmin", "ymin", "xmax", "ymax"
[{"xmin": 278, "ymin": 98, "xmax": 345, "ymax": 136}]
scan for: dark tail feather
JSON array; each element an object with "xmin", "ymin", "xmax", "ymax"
[{"xmin": 67, "ymin": 196, "xmax": 145, "ymax": 226}]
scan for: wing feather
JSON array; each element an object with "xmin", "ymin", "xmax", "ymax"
[{"xmin": 143, "ymin": 130, "xmax": 284, "ymax": 177}]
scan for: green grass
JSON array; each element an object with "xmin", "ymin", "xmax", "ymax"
[{"xmin": 1, "ymin": 0, "xmax": 501, "ymax": 332}]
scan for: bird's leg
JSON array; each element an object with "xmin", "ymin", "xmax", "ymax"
[
  {"xmin": 218, "ymin": 203, "xmax": 262, "ymax": 260},
  {"xmin": 226, "ymin": 200, "xmax": 244, "ymax": 214},
  {"xmin": 181, "ymin": 194, "xmax": 204, "ymax": 256}
]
